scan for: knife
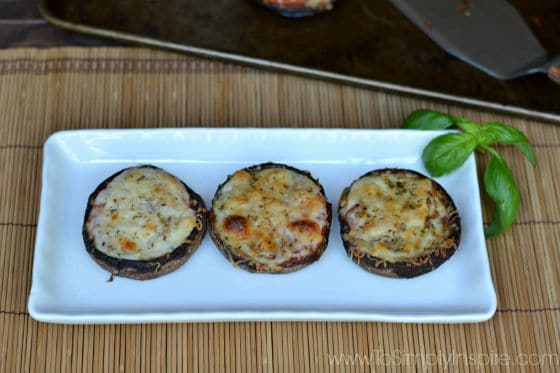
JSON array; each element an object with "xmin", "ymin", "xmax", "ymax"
[{"xmin": 389, "ymin": 0, "xmax": 560, "ymax": 84}]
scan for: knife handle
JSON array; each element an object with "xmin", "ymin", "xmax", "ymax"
[{"xmin": 549, "ymin": 63, "xmax": 560, "ymax": 85}]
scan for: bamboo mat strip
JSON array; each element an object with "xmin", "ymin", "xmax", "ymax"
[{"xmin": 0, "ymin": 48, "xmax": 559, "ymax": 372}]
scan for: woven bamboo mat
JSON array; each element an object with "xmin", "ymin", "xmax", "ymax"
[{"xmin": 1, "ymin": 48, "xmax": 559, "ymax": 372}]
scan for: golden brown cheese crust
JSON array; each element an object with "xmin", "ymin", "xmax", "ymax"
[
  {"xmin": 209, "ymin": 163, "xmax": 331, "ymax": 273},
  {"xmin": 83, "ymin": 165, "xmax": 206, "ymax": 280},
  {"xmin": 338, "ymin": 169, "xmax": 460, "ymax": 278}
]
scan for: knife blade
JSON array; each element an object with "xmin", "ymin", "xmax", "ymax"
[{"xmin": 389, "ymin": 0, "xmax": 560, "ymax": 83}]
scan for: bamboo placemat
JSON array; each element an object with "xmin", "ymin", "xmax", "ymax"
[{"xmin": 1, "ymin": 48, "xmax": 559, "ymax": 372}]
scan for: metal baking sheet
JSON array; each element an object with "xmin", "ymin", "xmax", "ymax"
[{"xmin": 39, "ymin": 0, "xmax": 560, "ymax": 121}]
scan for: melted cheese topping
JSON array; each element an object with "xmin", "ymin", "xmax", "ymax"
[
  {"xmin": 306, "ymin": 0, "xmax": 334, "ymax": 11},
  {"xmin": 212, "ymin": 167, "xmax": 329, "ymax": 269},
  {"xmin": 339, "ymin": 170, "xmax": 457, "ymax": 263},
  {"xmin": 86, "ymin": 167, "xmax": 197, "ymax": 260}
]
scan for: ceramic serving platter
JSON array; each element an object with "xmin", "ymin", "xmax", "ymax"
[{"xmin": 28, "ymin": 128, "xmax": 497, "ymax": 324}]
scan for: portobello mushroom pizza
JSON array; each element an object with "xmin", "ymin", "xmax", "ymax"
[
  {"xmin": 338, "ymin": 169, "xmax": 461, "ymax": 278},
  {"xmin": 83, "ymin": 165, "xmax": 206, "ymax": 280},
  {"xmin": 209, "ymin": 163, "xmax": 331, "ymax": 273},
  {"xmin": 256, "ymin": 0, "xmax": 335, "ymax": 17}
]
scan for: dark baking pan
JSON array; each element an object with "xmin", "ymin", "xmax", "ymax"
[{"xmin": 39, "ymin": 0, "xmax": 560, "ymax": 121}]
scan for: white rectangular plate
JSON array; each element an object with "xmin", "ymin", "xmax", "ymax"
[{"xmin": 28, "ymin": 128, "xmax": 496, "ymax": 324}]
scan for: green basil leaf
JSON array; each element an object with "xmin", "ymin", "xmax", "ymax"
[
  {"xmin": 422, "ymin": 133, "xmax": 477, "ymax": 176},
  {"xmin": 480, "ymin": 123, "xmax": 537, "ymax": 166},
  {"xmin": 455, "ymin": 119, "xmax": 481, "ymax": 136},
  {"xmin": 483, "ymin": 155, "xmax": 521, "ymax": 238},
  {"xmin": 403, "ymin": 110, "xmax": 456, "ymax": 130}
]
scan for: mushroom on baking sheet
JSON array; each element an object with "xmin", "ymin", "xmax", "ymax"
[{"xmin": 256, "ymin": 0, "xmax": 335, "ymax": 17}]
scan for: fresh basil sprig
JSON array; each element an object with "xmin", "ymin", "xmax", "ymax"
[
  {"xmin": 403, "ymin": 109, "xmax": 456, "ymax": 130},
  {"xmin": 404, "ymin": 109, "xmax": 536, "ymax": 238},
  {"xmin": 483, "ymin": 152, "xmax": 521, "ymax": 237},
  {"xmin": 422, "ymin": 132, "xmax": 476, "ymax": 177}
]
